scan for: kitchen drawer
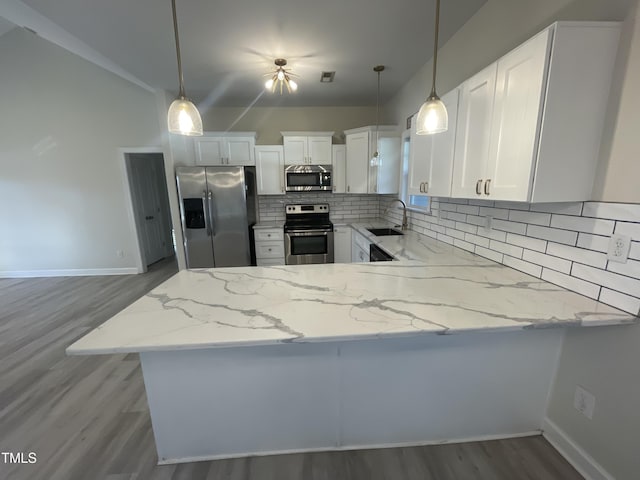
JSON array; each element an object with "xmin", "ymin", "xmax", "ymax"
[
  {"xmin": 255, "ymin": 229, "xmax": 284, "ymax": 242},
  {"xmin": 255, "ymin": 242, "xmax": 285, "ymax": 259},
  {"xmin": 257, "ymin": 258, "xmax": 285, "ymax": 266}
]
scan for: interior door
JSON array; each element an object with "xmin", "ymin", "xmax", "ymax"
[{"xmin": 129, "ymin": 156, "xmax": 166, "ymax": 266}]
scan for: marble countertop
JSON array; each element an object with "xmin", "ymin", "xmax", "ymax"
[{"xmin": 67, "ymin": 224, "xmax": 637, "ymax": 355}]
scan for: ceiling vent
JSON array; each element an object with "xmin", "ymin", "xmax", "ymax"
[{"xmin": 320, "ymin": 71, "xmax": 336, "ymax": 83}]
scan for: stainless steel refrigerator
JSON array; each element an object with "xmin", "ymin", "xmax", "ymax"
[{"xmin": 176, "ymin": 166, "xmax": 257, "ymax": 268}]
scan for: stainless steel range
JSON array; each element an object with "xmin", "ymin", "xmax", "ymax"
[{"xmin": 284, "ymin": 204, "xmax": 334, "ymax": 265}]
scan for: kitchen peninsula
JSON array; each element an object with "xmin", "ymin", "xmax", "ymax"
[{"xmin": 67, "ymin": 230, "xmax": 636, "ymax": 464}]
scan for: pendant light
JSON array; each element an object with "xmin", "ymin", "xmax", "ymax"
[
  {"xmin": 371, "ymin": 65, "xmax": 384, "ymax": 166},
  {"xmin": 167, "ymin": 0, "xmax": 203, "ymax": 136},
  {"xmin": 416, "ymin": 0, "xmax": 447, "ymax": 135},
  {"xmin": 264, "ymin": 59, "xmax": 298, "ymax": 94}
]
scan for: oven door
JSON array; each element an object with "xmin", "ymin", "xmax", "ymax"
[{"xmin": 285, "ymin": 230, "xmax": 334, "ymax": 265}]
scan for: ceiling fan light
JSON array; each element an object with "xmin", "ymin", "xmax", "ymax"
[
  {"xmin": 289, "ymin": 79, "xmax": 298, "ymax": 91},
  {"xmin": 168, "ymin": 97, "xmax": 203, "ymax": 136},
  {"xmin": 265, "ymin": 78, "xmax": 274, "ymax": 90},
  {"xmin": 277, "ymin": 70, "xmax": 285, "ymax": 81},
  {"xmin": 416, "ymin": 96, "xmax": 448, "ymax": 135}
]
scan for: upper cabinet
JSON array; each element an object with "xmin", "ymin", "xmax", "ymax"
[
  {"xmin": 451, "ymin": 22, "xmax": 620, "ymax": 203},
  {"xmin": 344, "ymin": 126, "xmax": 400, "ymax": 194},
  {"xmin": 195, "ymin": 132, "xmax": 257, "ymax": 166},
  {"xmin": 332, "ymin": 145, "xmax": 347, "ymax": 193},
  {"xmin": 255, "ymin": 146, "xmax": 285, "ymax": 195},
  {"xmin": 408, "ymin": 88, "xmax": 460, "ymax": 197},
  {"xmin": 281, "ymin": 132, "xmax": 334, "ymax": 165}
]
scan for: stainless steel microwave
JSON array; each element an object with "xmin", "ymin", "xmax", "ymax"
[{"xmin": 284, "ymin": 165, "xmax": 332, "ymax": 192}]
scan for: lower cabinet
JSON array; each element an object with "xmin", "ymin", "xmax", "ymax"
[
  {"xmin": 254, "ymin": 227, "xmax": 285, "ymax": 266},
  {"xmin": 333, "ymin": 225, "xmax": 352, "ymax": 263},
  {"xmin": 351, "ymin": 230, "xmax": 371, "ymax": 263}
]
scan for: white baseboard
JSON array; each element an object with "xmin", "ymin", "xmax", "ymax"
[
  {"xmin": 158, "ymin": 430, "xmax": 541, "ymax": 465},
  {"xmin": 543, "ymin": 417, "xmax": 613, "ymax": 480},
  {"xmin": 0, "ymin": 267, "xmax": 139, "ymax": 278}
]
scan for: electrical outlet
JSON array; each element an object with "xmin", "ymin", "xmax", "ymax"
[
  {"xmin": 484, "ymin": 215, "xmax": 493, "ymax": 232},
  {"xmin": 607, "ymin": 233, "xmax": 631, "ymax": 263},
  {"xmin": 573, "ymin": 385, "xmax": 596, "ymax": 419},
  {"xmin": 116, "ymin": 250, "xmax": 124, "ymax": 258}
]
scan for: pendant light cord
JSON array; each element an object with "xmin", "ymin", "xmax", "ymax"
[
  {"xmin": 430, "ymin": 0, "xmax": 440, "ymax": 98},
  {"xmin": 375, "ymin": 68, "xmax": 380, "ymax": 154},
  {"xmin": 171, "ymin": 0, "xmax": 186, "ymax": 98}
]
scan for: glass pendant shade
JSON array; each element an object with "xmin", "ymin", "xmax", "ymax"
[
  {"xmin": 416, "ymin": 95, "xmax": 448, "ymax": 135},
  {"xmin": 168, "ymin": 97, "xmax": 203, "ymax": 136}
]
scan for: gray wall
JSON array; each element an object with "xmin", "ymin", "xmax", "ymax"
[{"xmin": 0, "ymin": 29, "xmax": 162, "ymax": 274}]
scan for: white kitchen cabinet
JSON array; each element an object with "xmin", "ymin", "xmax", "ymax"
[
  {"xmin": 332, "ymin": 145, "xmax": 346, "ymax": 193},
  {"xmin": 254, "ymin": 227, "xmax": 285, "ymax": 266},
  {"xmin": 351, "ymin": 230, "xmax": 371, "ymax": 263},
  {"xmin": 195, "ymin": 133, "xmax": 257, "ymax": 166},
  {"xmin": 255, "ymin": 146, "xmax": 285, "ymax": 195},
  {"xmin": 344, "ymin": 126, "xmax": 400, "ymax": 195},
  {"xmin": 281, "ymin": 132, "xmax": 334, "ymax": 165},
  {"xmin": 451, "ymin": 21, "xmax": 620, "ymax": 202},
  {"xmin": 451, "ymin": 65, "xmax": 496, "ymax": 198},
  {"xmin": 408, "ymin": 88, "xmax": 460, "ymax": 197},
  {"xmin": 333, "ymin": 225, "xmax": 352, "ymax": 263}
]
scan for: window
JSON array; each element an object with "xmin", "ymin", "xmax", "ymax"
[{"xmin": 399, "ymin": 130, "xmax": 430, "ymax": 212}]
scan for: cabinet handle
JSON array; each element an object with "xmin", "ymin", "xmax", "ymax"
[
  {"xmin": 424, "ymin": 182, "xmax": 429, "ymax": 194},
  {"xmin": 347, "ymin": 185, "xmax": 350, "ymax": 193},
  {"xmin": 419, "ymin": 182, "xmax": 423, "ymax": 193},
  {"xmin": 484, "ymin": 179, "xmax": 491, "ymax": 196},
  {"xmin": 333, "ymin": 185, "xmax": 336, "ymax": 192},
  {"xmin": 476, "ymin": 179, "xmax": 483, "ymax": 195},
  {"xmin": 374, "ymin": 185, "xmax": 377, "ymax": 193},
  {"xmin": 267, "ymin": 233, "xmax": 271, "ymax": 237}
]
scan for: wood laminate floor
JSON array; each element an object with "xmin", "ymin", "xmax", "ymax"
[{"xmin": 0, "ymin": 257, "xmax": 583, "ymax": 480}]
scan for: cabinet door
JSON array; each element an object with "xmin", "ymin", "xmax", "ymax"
[
  {"xmin": 332, "ymin": 145, "xmax": 347, "ymax": 193},
  {"xmin": 227, "ymin": 137, "xmax": 256, "ymax": 165},
  {"xmin": 333, "ymin": 226, "xmax": 352, "ymax": 263},
  {"xmin": 283, "ymin": 136, "xmax": 308, "ymax": 165},
  {"xmin": 308, "ymin": 136, "xmax": 332, "ymax": 165},
  {"xmin": 375, "ymin": 136, "xmax": 400, "ymax": 194},
  {"xmin": 408, "ymin": 115, "xmax": 431, "ymax": 197},
  {"xmin": 345, "ymin": 131, "xmax": 369, "ymax": 194},
  {"xmin": 195, "ymin": 138, "xmax": 225, "ymax": 165},
  {"xmin": 255, "ymin": 146, "xmax": 285, "ymax": 195},
  {"xmin": 485, "ymin": 29, "xmax": 551, "ymax": 201},
  {"xmin": 427, "ymin": 88, "xmax": 460, "ymax": 197},
  {"xmin": 451, "ymin": 64, "xmax": 497, "ymax": 198}
]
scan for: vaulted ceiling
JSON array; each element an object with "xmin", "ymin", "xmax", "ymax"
[{"xmin": 3, "ymin": 0, "xmax": 487, "ymax": 106}]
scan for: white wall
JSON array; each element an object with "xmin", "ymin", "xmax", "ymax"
[{"xmin": 0, "ymin": 28, "xmax": 163, "ymax": 275}]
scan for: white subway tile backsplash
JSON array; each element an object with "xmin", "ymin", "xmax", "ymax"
[
  {"xmin": 546, "ymin": 242, "xmax": 608, "ymax": 269},
  {"xmin": 522, "ymin": 250, "xmax": 572, "ymax": 274},
  {"xmin": 465, "ymin": 215, "xmax": 486, "ymax": 227},
  {"xmin": 455, "ymin": 222, "xmax": 478, "ymax": 235},
  {"xmin": 576, "ymin": 233, "xmax": 610, "ymax": 253},
  {"xmin": 464, "ymin": 233, "xmax": 491, "ymax": 248},
  {"xmin": 508, "ymin": 210, "xmax": 551, "ymax": 226},
  {"xmin": 445, "ymin": 211, "xmax": 467, "ymax": 223},
  {"xmin": 475, "ymin": 246, "xmax": 503, "ymax": 263},
  {"xmin": 506, "ymin": 233, "xmax": 547, "ymax": 253},
  {"xmin": 437, "ymin": 233, "xmax": 454, "ymax": 245},
  {"xmin": 583, "ymin": 202, "xmax": 640, "ymax": 222},
  {"xmin": 598, "ymin": 289, "xmax": 640, "ymax": 315},
  {"xmin": 503, "ymin": 256, "xmax": 542, "ymax": 277},
  {"xmin": 454, "ymin": 239, "xmax": 475, "ymax": 252},
  {"xmin": 478, "ymin": 207, "xmax": 510, "ymax": 220},
  {"xmin": 446, "ymin": 228, "xmax": 466, "ymax": 241},
  {"xmin": 550, "ymin": 215, "xmax": 615, "ymax": 236},
  {"xmin": 492, "ymin": 219, "xmax": 527, "ymax": 235},
  {"xmin": 630, "ymin": 242, "xmax": 640, "ymax": 261},
  {"xmin": 527, "ymin": 225, "xmax": 578, "ymax": 245},
  {"xmin": 571, "ymin": 264, "xmax": 640, "ymax": 298},
  {"xmin": 477, "ymin": 228, "xmax": 508, "ymax": 243},
  {"xmin": 607, "ymin": 258, "xmax": 640, "ymax": 280},
  {"xmin": 529, "ymin": 202, "xmax": 583, "ymax": 216},
  {"xmin": 440, "ymin": 219, "xmax": 456, "ymax": 229},
  {"xmin": 615, "ymin": 221, "xmax": 640, "ymax": 241},
  {"xmin": 541, "ymin": 269, "xmax": 600, "ymax": 299},
  {"xmin": 456, "ymin": 204, "xmax": 480, "ymax": 215},
  {"xmin": 493, "ymin": 201, "xmax": 530, "ymax": 211},
  {"xmin": 489, "ymin": 240, "xmax": 523, "ymax": 258},
  {"xmin": 440, "ymin": 203, "xmax": 458, "ymax": 212}
]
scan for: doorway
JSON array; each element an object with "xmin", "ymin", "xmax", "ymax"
[{"xmin": 124, "ymin": 152, "xmax": 175, "ymax": 271}]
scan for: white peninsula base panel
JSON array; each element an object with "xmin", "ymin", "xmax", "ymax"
[{"xmin": 141, "ymin": 330, "xmax": 563, "ymax": 464}]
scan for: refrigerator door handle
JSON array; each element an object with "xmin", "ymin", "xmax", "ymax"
[
  {"xmin": 207, "ymin": 190, "xmax": 216, "ymax": 236},
  {"xmin": 202, "ymin": 190, "xmax": 211, "ymax": 236}
]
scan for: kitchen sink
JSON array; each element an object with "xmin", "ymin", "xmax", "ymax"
[{"xmin": 367, "ymin": 228, "xmax": 404, "ymax": 236}]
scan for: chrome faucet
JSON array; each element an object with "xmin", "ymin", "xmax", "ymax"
[{"xmin": 384, "ymin": 199, "xmax": 408, "ymax": 231}]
